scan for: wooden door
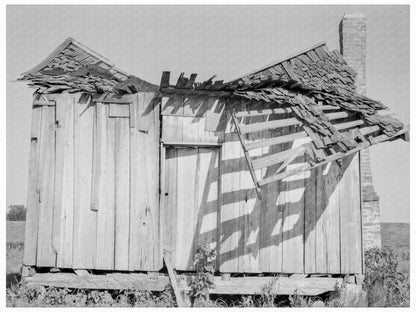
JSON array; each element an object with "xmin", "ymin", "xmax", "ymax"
[{"xmin": 163, "ymin": 146, "xmax": 220, "ymax": 271}]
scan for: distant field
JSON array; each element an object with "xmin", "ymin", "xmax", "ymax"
[
  {"xmin": 381, "ymin": 222, "xmax": 410, "ymax": 275},
  {"xmin": 7, "ymin": 221, "xmax": 25, "ymax": 243}
]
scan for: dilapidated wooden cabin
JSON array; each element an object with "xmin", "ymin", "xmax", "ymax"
[{"xmin": 20, "ymin": 17, "xmax": 408, "ymax": 299}]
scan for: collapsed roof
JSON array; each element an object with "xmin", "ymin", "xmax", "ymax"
[
  {"xmin": 19, "ymin": 38, "xmax": 158, "ymax": 94},
  {"xmin": 160, "ymin": 42, "xmax": 409, "ymax": 196}
]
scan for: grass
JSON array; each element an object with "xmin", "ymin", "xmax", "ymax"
[{"xmin": 6, "ymin": 221, "xmax": 410, "ymax": 307}]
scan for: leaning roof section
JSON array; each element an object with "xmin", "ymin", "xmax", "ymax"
[{"xmin": 20, "ymin": 38, "xmax": 158, "ymax": 94}]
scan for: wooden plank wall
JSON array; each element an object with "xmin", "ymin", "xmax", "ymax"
[
  {"xmin": 24, "ymin": 91, "xmax": 363, "ymax": 275},
  {"xmin": 162, "ymin": 147, "xmax": 220, "ymax": 271},
  {"xmin": 160, "ymin": 95, "xmax": 363, "ymax": 275},
  {"xmin": 24, "ymin": 92, "xmax": 162, "ymax": 272}
]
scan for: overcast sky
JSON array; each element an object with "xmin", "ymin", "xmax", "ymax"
[{"xmin": 6, "ymin": 5, "xmax": 409, "ymax": 222}]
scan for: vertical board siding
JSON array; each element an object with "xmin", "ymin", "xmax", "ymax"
[
  {"xmin": 281, "ymin": 136, "xmax": 307, "ymax": 273},
  {"xmin": 220, "ymin": 135, "xmax": 243, "ymax": 272},
  {"xmin": 161, "ymin": 148, "xmax": 178, "ymax": 266},
  {"xmin": 36, "ymin": 105, "xmax": 56, "ymax": 267},
  {"xmin": 162, "ymin": 116, "xmax": 224, "ymax": 144},
  {"xmin": 164, "ymin": 147, "xmax": 220, "ymax": 271},
  {"xmin": 195, "ymin": 148, "xmax": 219, "ymax": 254},
  {"xmin": 304, "ymin": 166, "xmax": 318, "ymax": 273},
  {"xmin": 114, "ymin": 118, "xmax": 130, "ymax": 270},
  {"xmin": 175, "ymin": 148, "xmax": 198, "ymax": 270},
  {"xmin": 315, "ymin": 161, "xmax": 341, "ymax": 273},
  {"xmin": 340, "ymin": 153, "xmax": 362, "ymax": 273},
  {"xmin": 95, "ymin": 103, "xmax": 116, "ymax": 270},
  {"xmin": 55, "ymin": 95, "xmax": 75, "ymax": 268},
  {"xmin": 23, "ymin": 105, "xmax": 42, "ymax": 266},
  {"xmin": 129, "ymin": 93, "xmax": 162, "ymax": 271},
  {"xmin": 73, "ymin": 99, "xmax": 97, "ymax": 269},
  {"xmin": 26, "ymin": 92, "xmax": 363, "ymax": 275}
]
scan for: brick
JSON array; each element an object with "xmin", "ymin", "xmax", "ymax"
[{"xmin": 340, "ymin": 13, "xmax": 381, "ymax": 250}]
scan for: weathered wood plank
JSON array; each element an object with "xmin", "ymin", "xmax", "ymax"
[
  {"xmin": 205, "ymin": 98, "xmax": 227, "ymax": 132},
  {"xmin": 95, "ymin": 103, "xmax": 115, "ymax": 270},
  {"xmin": 137, "ymin": 92, "xmax": 156, "ymax": 132},
  {"xmin": 183, "ymin": 95, "xmax": 206, "ymax": 117},
  {"xmin": 195, "ymin": 148, "xmax": 220, "ymax": 257},
  {"xmin": 175, "ymin": 148, "xmax": 198, "ymax": 270},
  {"xmin": 245, "ymin": 131, "xmax": 308, "ymax": 150},
  {"xmin": 52, "ymin": 95, "xmax": 64, "ymax": 259},
  {"xmin": 240, "ymin": 117, "xmax": 301, "ymax": 134},
  {"xmin": 55, "ymin": 95, "xmax": 75, "ymax": 268},
  {"xmin": 281, "ymin": 137, "xmax": 307, "ymax": 273},
  {"xmin": 161, "ymin": 147, "xmax": 178, "ymax": 268},
  {"xmin": 241, "ymin": 139, "xmax": 261, "ymax": 273},
  {"xmin": 219, "ymin": 135, "xmax": 242, "ymax": 272},
  {"xmin": 259, "ymin": 129, "xmax": 284, "ymax": 272},
  {"xmin": 162, "ymin": 116, "xmax": 223, "ymax": 144},
  {"xmin": 129, "ymin": 98, "xmax": 162, "ymax": 271},
  {"xmin": 114, "ymin": 118, "xmax": 130, "ymax": 271},
  {"xmin": 109, "ymin": 103, "xmax": 130, "ymax": 118},
  {"xmin": 24, "ymin": 273, "xmax": 341, "ymax": 296},
  {"xmin": 335, "ymin": 119, "xmax": 364, "ymax": 131},
  {"xmin": 163, "ymin": 250, "xmax": 185, "ymax": 307},
  {"xmin": 73, "ymin": 101, "xmax": 96, "ymax": 269},
  {"xmin": 304, "ymin": 166, "xmax": 317, "ymax": 274},
  {"xmin": 252, "ymin": 146, "xmax": 305, "ymax": 171},
  {"xmin": 24, "ymin": 272, "xmax": 170, "ymax": 291},
  {"xmin": 181, "ymin": 276, "xmax": 342, "ymax": 296},
  {"xmin": 340, "ymin": 153, "xmax": 362, "ymax": 274},
  {"xmin": 161, "ymin": 94, "xmax": 184, "ymax": 116},
  {"xmin": 36, "ymin": 105, "xmax": 56, "ymax": 267},
  {"xmin": 23, "ymin": 105, "xmax": 42, "ymax": 266},
  {"xmin": 316, "ymin": 161, "xmax": 341, "ymax": 273}
]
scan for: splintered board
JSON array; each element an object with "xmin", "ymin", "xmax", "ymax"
[{"xmin": 163, "ymin": 146, "xmax": 220, "ymax": 271}]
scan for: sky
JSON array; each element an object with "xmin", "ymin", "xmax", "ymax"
[{"xmin": 6, "ymin": 5, "xmax": 410, "ymax": 222}]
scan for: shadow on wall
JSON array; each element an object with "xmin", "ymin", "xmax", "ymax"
[{"xmin": 166, "ymin": 123, "xmax": 358, "ymax": 273}]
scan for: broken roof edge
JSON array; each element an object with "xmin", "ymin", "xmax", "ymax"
[
  {"xmin": 227, "ymin": 41, "xmax": 327, "ymax": 83},
  {"xmin": 21, "ymin": 37, "xmax": 129, "ymax": 78}
]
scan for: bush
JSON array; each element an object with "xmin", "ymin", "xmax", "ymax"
[
  {"xmin": 7, "ymin": 205, "xmax": 26, "ymax": 221},
  {"xmin": 364, "ymin": 247, "xmax": 410, "ymax": 307}
]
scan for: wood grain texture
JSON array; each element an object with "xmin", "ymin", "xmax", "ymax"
[
  {"xmin": 161, "ymin": 147, "xmax": 178, "ymax": 267},
  {"xmin": 219, "ymin": 135, "xmax": 242, "ymax": 272},
  {"xmin": 162, "ymin": 116, "xmax": 223, "ymax": 144},
  {"xmin": 55, "ymin": 95, "xmax": 75, "ymax": 268},
  {"xmin": 281, "ymin": 137, "xmax": 306, "ymax": 273},
  {"xmin": 23, "ymin": 105, "xmax": 42, "ymax": 266},
  {"xmin": 340, "ymin": 153, "xmax": 362, "ymax": 274},
  {"xmin": 114, "ymin": 118, "xmax": 130, "ymax": 270},
  {"xmin": 304, "ymin": 166, "xmax": 318, "ymax": 274},
  {"xmin": 129, "ymin": 92, "xmax": 162, "ymax": 271},
  {"xmin": 137, "ymin": 92, "xmax": 156, "ymax": 131},
  {"xmin": 52, "ymin": 95, "xmax": 64, "ymax": 257},
  {"xmin": 161, "ymin": 94, "xmax": 184, "ymax": 116},
  {"xmin": 109, "ymin": 103, "xmax": 130, "ymax": 118},
  {"xmin": 36, "ymin": 105, "xmax": 56, "ymax": 267},
  {"xmin": 73, "ymin": 100, "xmax": 96, "ymax": 269},
  {"xmin": 95, "ymin": 103, "xmax": 115, "ymax": 270},
  {"xmin": 175, "ymin": 148, "xmax": 198, "ymax": 270}
]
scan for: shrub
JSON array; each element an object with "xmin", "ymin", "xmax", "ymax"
[
  {"xmin": 364, "ymin": 246, "xmax": 410, "ymax": 307},
  {"xmin": 189, "ymin": 245, "xmax": 216, "ymax": 306},
  {"xmin": 7, "ymin": 205, "xmax": 26, "ymax": 221}
]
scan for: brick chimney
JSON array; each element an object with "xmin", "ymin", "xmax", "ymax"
[{"xmin": 339, "ymin": 13, "xmax": 382, "ymax": 250}]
